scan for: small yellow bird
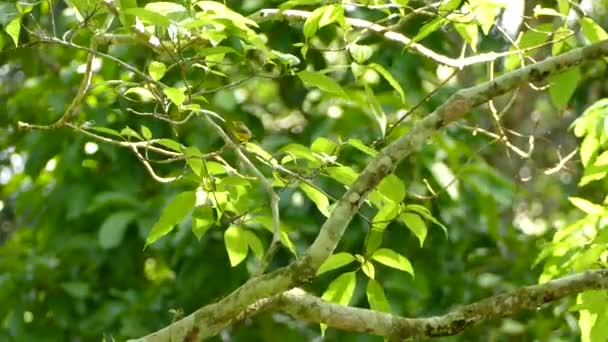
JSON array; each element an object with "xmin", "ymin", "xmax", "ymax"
[{"xmin": 229, "ymin": 120, "xmax": 253, "ymax": 143}]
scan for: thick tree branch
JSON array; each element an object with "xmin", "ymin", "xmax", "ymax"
[
  {"xmin": 129, "ymin": 40, "xmax": 608, "ymax": 341},
  {"xmin": 274, "ymin": 269, "xmax": 608, "ymax": 340}
]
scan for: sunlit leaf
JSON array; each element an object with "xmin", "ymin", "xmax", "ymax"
[
  {"xmin": 299, "ymin": 183, "xmax": 330, "ymax": 217},
  {"xmin": 325, "ymin": 166, "xmax": 358, "ymax": 186},
  {"xmin": 569, "ymin": 197, "xmax": 604, "ymax": 215},
  {"xmin": 148, "ymin": 61, "xmax": 167, "ymax": 81},
  {"xmin": 372, "ymin": 248, "xmax": 414, "ymax": 276},
  {"xmin": 321, "ymin": 271, "xmax": 356, "ymax": 306},
  {"xmin": 361, "ymin": 261, "xmax": 375, "ymax": 279},
  {"xmin": 163, "ymin": 87, "xmax": 186, "ymax": 107},
  {"xmin": 317, "ymin": 252, "xmax": 356, "ymax": 275},
  {"xmin": 243, "ymin": 229, "xmax": 265, "ymax": 259},
  {"xmin": 400, "ymin": 212, "xmax": 427, "ymax": 247},
  {"xmin": 366, "ymin": 279, "xmax": 390, "ymax": 312},
  {"xmin": 298, "ymin": 70, "xmax": 348, "ymax": 98},
  {"xmin": 311, "ymin": 137, "xmax": 337, "ymax": 155},
  {"xmin": 224, "ymin": 225, "xmax": 249, "ymax": 266},
  {"xmin": 348, "ymin": 43, "xmax": 374, "ymax": 64},
  {"xmin": 347, "ymin": 138, "xmax": 378, "ymax": 156},
  {"xmin": 369, "ymin": 63, "xmax": 405, "ymax": 104},
  {"xmin": 377, "ymin": 174, "xmax": 406, "ymax": 203},
  {"xmin": 549, "ymin": 68, "xmax": 580, "ymax": 109},
  {"xmin": 145, "ymin": 191, "xmax": 196, "ymax": 247},
  {"xmin": 124, "ymin": 87, "xmax": 155, "ymax": 102},
  {"xmin": 192, "ymin": 205, "xmax": 215, "ymax": 240}
]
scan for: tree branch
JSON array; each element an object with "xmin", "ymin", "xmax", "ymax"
[
  {"xmin": 248, "ymin": 9, "xmax": 569, "ymax": 69},
  {"xmin": 274, "ymin": 269, "xmax": 608, "ymax": 340},
  {"xmin": 129, "ymin": 39, "xmax": 608, "ymax": 341}
]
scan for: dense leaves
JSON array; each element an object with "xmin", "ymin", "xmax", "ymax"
[{"xmin": 1, "ymin": 0, "xmax": 608, "ymax": 341}]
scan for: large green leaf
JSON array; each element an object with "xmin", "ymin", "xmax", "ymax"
[
  {"xmin": 145, "ymin": 191, "xmax": 197, "ymax": 247},
  {"xmin": 299, "ymin": 183, "xmax": 330, "ymax": 217},
  {"xmin": 366, "ymin": 279, "xmax": 390, "ymax": 313},
  {"xmin": 298, "ymin": 70, "xmax": 348, "ymax": 98},
  {"xmin": 192, "ymin": 205, "xmax": 215, "ymax": 240},
  {"xmin": 224, "ymin": 225, "xmax": 249, "ymax": 267},
  {"xmin": 321, "ymin": 271, "xmax": 356, "ymax": 306},
  {"xmin": 549, "ymin": 68, "xmax": 580, "ymax": 109},
  {"xmin": 317, "ymin": 252, "xmax": 356, "ymax": 275},
  {"xmin": 372, "ymin": 248, "xmax": 414, "ymax": 276},
  {"xmin": 400, "ymin": 212, "xmax": 427, "ymax": 247}
]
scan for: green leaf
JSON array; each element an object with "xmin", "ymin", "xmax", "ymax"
[
  {"xmin": 347, "ymin": 139, "xmax": 377, "ymax": 156},
  {"xmin": 243, "ymin": 229, "xmax": 265, "ymax": 259},
  {"xmin": 321, "ymin": 272, "xmax": 356, "ymax": 306},
  {"xmin": 148, "ymin": 61, "xmax": 167, "ymax": 81},
  {"xmin": 325, "ymin": 166, "xmax": 358, "ymax": 186},
  {"xmin": 156, "ymin": 138, "xmax": 183, "ymax": 151},
  {"xmin": 369, "ymin": 63, "xmax": 405, "ymax": 104},
  {"xmin": 348, "ymin": 43, "xmax": 374, "ymax": 64},
  {"xmin": 120, "ymin": 127, "xmax": 143, "ymax": 140},
  {"xmin": 311, "ymin": 137, "xmax": 337, "ymax": 155},
  {"xmin": 192, "ymin": 205, "xmax": 215, "ymax": 240},
  {"xmin": 372, "ymin": 248, "xmax": 414, "ymax": 276},
  {"xmin": 245, "ymin": 142, "xmax": 275, "ymax": 162},
  {"xmin": 577, "ymin": 291, "xmax": 608, "ymax": 342},
  {"xmin": 163, "ymin": 87, "xmax": 186, "ymax": 107},
  {"xmin": 299, "ymin": 183, "xmax": 330, "ymax": 217},
  {"xmin": 124, "ymin": 8, "xmax": 171, "ymax": 26},
  {"xmin": 411, "ymin": 18, "xmax": 443, "ymax": 44},
  {"xmin": 279, "ymin": 0, "xmax": 323, "ymax": 10},
  {"xmin": 582, "ymin": 18, "xmax": 608, "ymax": 43},
  {"xmin": 98, "ymin": 211, "xmax": 137, "ymax": 249},
  {"xmin": 569, "ymin": 197, "xmax": 605, "ymax": 215},
  {"xmin": 195, "ymin": 1, "xmax": 258, "ymax": 30},
  {"xmin": 365, "ymin": 229, "xmax": 384, "ymax": 255},
  {"xmin": 124, "ymin": 87, "xmax": 155, "ymax": 102},
  {"xmin": 549, "ymin": 68, "xmax": 580, "ymax": 109},
  {"xmin": 140, "ymin": 125, "xmax": 152, "ymax": 140},
  {"xmin": 377, "ymin": 174, "xmax": 406, "ymax": 203},
  {"xmin": 454, "ymin": 22, "xmax": 478, "ymax": 52},
  {"xmin": 298, "ymin": 70, "xmax": 348, "ymax": 98},
  {"xmin": 145, "ymin": 191, "xmax": 196, "ymax": 247},
  {"xmin": 361, "ymin": 261, "xmax": 375, "ymax": 279},
  {"xmin": 400, "ymin": 212, "xmax": 427, "ymax": 247},
  {"xmin": 6, "ymin": 16, "xmax": 21, "ymax": 47},
  {"xmin": 364, "ymin": 85, "xmax": 386, "ymax": 136},
  {"xmin": 303, "ymin": 5, "xmax": 330, "ymax": 38},
  {"xmin": 224, "ymin": 225, "xmax": 249, "ymax": 266},
  {"xmin": 372, "ymin": 202, "xmax": 399, "ymax": 231},
  {"xmin": 118, "ymin": 0, "xmax": 137, "ymax": 27},
  {"xmin": 280, "ymin": 143, "xmax": 322, "ymax": 165},
  {"xmin": 317, "ymin": 252, "xmax": 356, "ymax": 275},
  {"xmin": 366, "ymin": 279, "xmax": 390, "ymax": 313}
]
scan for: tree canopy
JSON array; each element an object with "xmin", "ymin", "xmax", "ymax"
[{"xmin": 1, "ymin": 0, "xmax": 608, "ymax": 341}]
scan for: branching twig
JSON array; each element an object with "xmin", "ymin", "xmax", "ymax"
[
  {"xmin": 249, "ymin": 9, "xmax": 565, "ymax": 69},
  {"xmin": 200, "ymin": 110, "xmax": 282, "ymax": 276}
]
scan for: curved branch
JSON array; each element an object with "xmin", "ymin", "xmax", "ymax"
[
  {"xmin": 275, "ymin": 269, "xmax": 608, "ymax": 340},
  {"xmin": 129, "ymin": 40, "xmax": 608, "ymax": 341}
]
